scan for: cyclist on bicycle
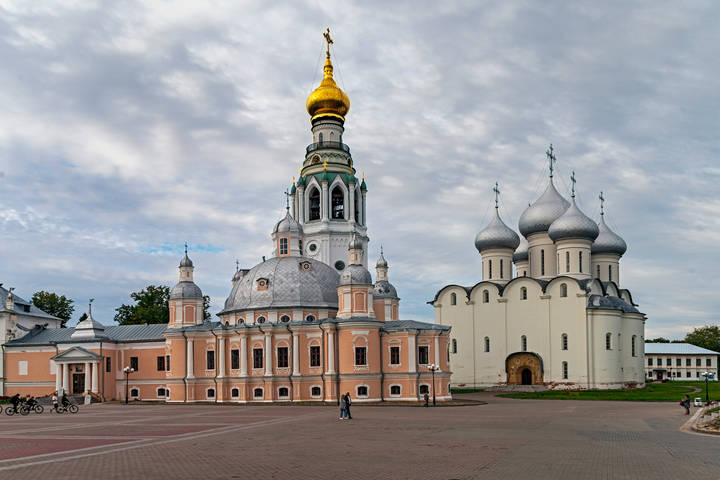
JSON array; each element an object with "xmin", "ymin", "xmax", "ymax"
[
  {"xmin": 52, "ymin": 392, "xmax": 59, "ymax": 411},
  {"xmin": 9, "ymin": 393, "xmax": 20, "ymax": 413},
  {"xmin": 61, "ymin": 394, "xmax": 70, "ymax": 408}
]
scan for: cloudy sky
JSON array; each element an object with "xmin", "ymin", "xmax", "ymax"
[{"xmin": 1, "ymin": 1, "xmax": 718, "ymax": 338}]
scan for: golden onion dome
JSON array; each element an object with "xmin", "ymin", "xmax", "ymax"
[{"xmin": 306, "ymin": 54, "xmax": 350, "ymax": 122}]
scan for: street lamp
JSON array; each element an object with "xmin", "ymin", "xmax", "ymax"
[
  {"xmin": 123, "ymin": 366, "xmax": 135, "ymax": 405},
  {"xmin": 701, "ymin": 371, "xmax": 714, "ymax": 405},
  {"xmin": 427, "ymin": 363, "xmax": 441, "ymax": 407}
]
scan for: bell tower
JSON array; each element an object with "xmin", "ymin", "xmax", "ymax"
[{"xmin": 290, "ymin": 28, "xmax": 368, "ymax": 273}]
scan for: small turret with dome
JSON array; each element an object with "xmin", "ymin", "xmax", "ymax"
[
  {"xmin": 373, "ymin": 246, "xmax": 400, "ymax": 321},
  {"xmin": 168, "ymin": 244, "xmax": 204, "ymax": 327},
  {"xmin": 272, "ymin": 196, "xmax": 304, "ymax": 258},
  {"xmin": 475, "ymin": 183, "xmax": 519, "ymax": 285},
  {"xmin": 591, "ymin": 192, "xmax": 627, "ymax": 284},
  {"xmin": 518, "ymin": 145, "xmax": 570, "ymax": 279},
  {"xmin": 548, "ymin": 172, "xmax": 598, "ymax": 280},
  {"xmin": 71, "ymin": 299, "xmax": 106, "ymax": 340},
  {"xmin": 337, "ymin": 235, "xmax": 375, "ymax": 319}
]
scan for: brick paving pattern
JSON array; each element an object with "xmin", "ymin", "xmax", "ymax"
[{"xmin": 0, "ymin": 393, "xmax": 718, "ymax": 479}]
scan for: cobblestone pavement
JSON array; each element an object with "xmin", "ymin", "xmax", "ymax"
[{"xmin": 0, "ymin": 393, "xmax": 718, "ymax": 479}]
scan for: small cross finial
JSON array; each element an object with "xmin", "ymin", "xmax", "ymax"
[
  {"xmin": 599, "ymin": 191, "xmax": 605, "ymax": 215},
  {"xmin": 570, "ymin": 171, "xmax": 576, "ymax": 198},
  {"xmin": 323, "ymin": 28, "xmax": 334, "ymax": 57},
  {"xmin": 492, "ymin": 182, "xmax": 500, "ymax": 209},
  {"xmin": 380, "ymin": 245, "xmax": 384, "ymax": 256},
  {"xmin": 284, "ymin": 189, "xmax": 290, "ymax": 211},
  {"xmin": 184, "ymin": 242, "xmax": 188, "ymax": 255},
  {"xmin": 235, "ymin": 259, "xmax": 240, "ymax": 272},
  {"xmin": 89, "ymin": 298, "xmax": 94, "ymax": 315},
  {"xmin": 545, "ymin": 143, "xmax": 556, "ymax": 178}
]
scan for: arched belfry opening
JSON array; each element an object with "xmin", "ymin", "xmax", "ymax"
[
  {"xmin": 331, "ymin": 186, "xmax": 344, "ymax": 219},
  {"xmin": 506, "ymin": 352, "xmax": 544, "ymax": 385},
  {"xmin": 309, "ymin": 188, "xmax": 320, "ymax": 221}
]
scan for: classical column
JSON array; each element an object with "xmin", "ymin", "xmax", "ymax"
[
  {"xmin": 84, "ymin": 362, "xmax": 91, "ymax": 393},
  {"xmin": 408, "ymin": 334, "xmax": 416, "ymax": 373},
  {"xmin": 218, "ymin": 337, "xmax": 226, "ymax": 377},
  {"xmin": 264, "ymin": 333, "xmax": 273, "ymax": 376},
  {"xmin": 91, "ymin": 362, "xmax": 99, "ymax": 393},
  {"xmin": 321, "ymin": 181, "xmax": 329, "ymax": 221},
  {"xmin": 434, "ymin": 336, "xmax": 440, "ymax": 367},
  {"xmin": 292, "ymin": 332, "xmax": 300, "ymax": 376},
  {"xmin": 348, "ymin": 183, "xmax": 356, "ymax": 222},
  {"xmin": 54, "ymin": 362, "xmax": 62, "ymax": 393},
  {"xmin": 327, "ymin": 331, "xmax": 336, "ymax": 374},
  {"xmin": 240, "ymin": 336, "xmax": 248, "ymax": 376},
  {"xmin": 187, "ymin": 339, "xmax": 195, "ymax": 379},
  {"xmin": 62, "ymin": 363, "xmax": 69, "ymax": 395}
]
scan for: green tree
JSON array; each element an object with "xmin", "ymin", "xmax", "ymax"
[
  {"xmin": 114, "ymin": 285, "xmax": 170, "ymax": 325},
  {"xmin": 684, "ymin": 325, "xmax": 720, "ymax": 353},
  {"xmin": 203, "ymin": 295, "xmax": 212, "ymax": 320},
  {"xmin": 645, "ymin": 337, "xmax": 670, "ymax": 343},
  {"xmin": 31, "ymin": 291, "xmax": 75, "ymax": 328}
]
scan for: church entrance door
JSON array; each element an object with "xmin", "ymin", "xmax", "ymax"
[
  {"xmin": 506, "ymin": 352, "xmax": 544, "ymax": 385},
  {"xmin": 521, "ymin": 368, "xmax": 532, "ymax": 385},
  {"xmin": 72, "ymin": 373, "xmax": 85, "ymax": 394}
]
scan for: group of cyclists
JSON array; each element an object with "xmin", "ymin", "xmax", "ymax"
[{"xmin": 2, "ymin": 391, "xmax": 78, "ymax": 415}]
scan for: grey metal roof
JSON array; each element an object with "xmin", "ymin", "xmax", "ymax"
[
  {"xmin": 179, "ymin": 253, "xmax": 194, "ymax": 268},
  {"xmin": 71, "ymin": 312, "xmax": 107, "ymax": 340},
  {"xmin": 519, "ymin": 179, "xmax": 570, "ymax": 237},
  {"xmin": 220, "ymin": 256, "xmax": 339, "ymax": 314},
  {"xmin": 376, "ymin": 252, "xmax": 388, "ymax": 268},
  {"xmin": 512, "ymin": 236, "xmax": 529, "ymax": 263},
  {"xmin": 548, "ymin": 197, "xmax": 599, "ymax": 242},
  {"xmin": 0, "ymin": 286, "xmax": 62, "ymax": 321},
  {"xmin": 644, "ymin": 343, "xmax": 720, "ymax": 355},
  {"xmin": 373, "ymin": 280, "xmax": 398, "ymax": 299},
  {"xmin": 272, "ymin": 211, "xmax": 303, "ymax": 234},
  {"xmin": 592, "ymin": 214, "xmax": 627, "ymax": 255},
  {"xmin": 382, "ymin": 320, "xmax": 450, "ymax": 332},
  {"xmin": 5, "ymin": 323, "xmax": 168, "ymax": 346},
  {"xmin": 339, "ymin": 264, "xmax": 372, "ymax": 286},
  {"xmin": 586, "ymin": 295, "xmax": 639, "ymax": 313},
  {"xmin": 474, "ymin": 208, "xmax": 521, "ymax": 252},
  {"xmin": 170, "ymin": 281, "xmax": 203, "ymax": 300}
]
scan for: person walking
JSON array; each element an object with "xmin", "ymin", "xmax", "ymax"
[
  {"xmin": 681, "ymin": 394, "xmax": 691, "ymax": 415},
  {"xmin": 339, "ymin": 394, "xmax": 347, "ymax": 420},
  {"xmin": 424, "ymin": 392, "xmax": 429, "ymax": 407},
  {"xmin": 344, "ymin": 392, "xmax": 352, "ymax": 419}
]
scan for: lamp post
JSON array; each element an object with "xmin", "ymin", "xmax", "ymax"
[
  {"xmin": 427, "ymin": 363, "xmax": 440, "ymax": 407},
  {"xmin": 123, "ymin": 366, "xmax": 135, "ymax": 405},
  {"xmin": 701, "ymin": 371, "xmax": 713, "ymax": 405}
]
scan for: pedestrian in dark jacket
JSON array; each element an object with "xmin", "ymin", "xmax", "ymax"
[
  {"xmin": 344, "ymin": 392, "xmax": 352, "ymax": 419},
  {"xmin": 681, "ymin": 395, "xmax": 691, "ymax": 415}
]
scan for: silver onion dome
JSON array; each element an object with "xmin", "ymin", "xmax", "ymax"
[
  {"xmin": 170, "ymin": 281, "xmax": 203, "ymax": 300},
  {"xmin": 548, "ymin": 198, "xmax": 600, "ymax": 241},
  {"xmin": 474, "ymin": 209, "xmax": 521, "ymax": 253},
  {"xmin": 513, "ymin": 236, "xmax": 529, "ymax": 263},
  {"xmin": 519, "ymin": 179, "xmax": 570, "ymax": 237},
  {"xmin": 592, "ymin": 215, "xmax": 627, "ymax": 255},
  {"xmin": 340, "ymin": 264, "xmax": 373, "ymax": 286},
  {"xmin": 374, "ymin": 280, "xmax": 398, "ymax": 299},
  {"xmin": 348, "ymin": 235, "xmax": 364, "ymax": 251},
  {"xmin": 179, "ymin": 253, "xmax": 194, "ymax": 268},
  {"xmin": 376, "ymin": 249, "xmax": 388, "ymax": 268},
  {"xmin": 273, "ymin": 211, "xmax": 303, "ymax": 235}
]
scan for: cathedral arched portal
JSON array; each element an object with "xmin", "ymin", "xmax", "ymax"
[{"xmin": 506, "ymin": 352, "xmax": 544, "ymax": 385}]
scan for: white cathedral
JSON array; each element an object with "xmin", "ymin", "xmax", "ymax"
[{"xmin": 432, "ymin": 149, "xmax": 646, "ymax": 390}]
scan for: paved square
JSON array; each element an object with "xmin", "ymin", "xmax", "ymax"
[{"xmin": 0, "ymin": 394, "xmax": 718, "ymax": 479}]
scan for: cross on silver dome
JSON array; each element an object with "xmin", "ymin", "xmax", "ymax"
[
  {"xmin": 475, "ymin": 182, "xmax": 521, "ymax": 252},
  {"xmin": 592, "ymin": 192, "xmax": 627, "ymax": 255},
  {"xmin": 548, "ymin": 173, "xmax": 599, "ymax": 241}
]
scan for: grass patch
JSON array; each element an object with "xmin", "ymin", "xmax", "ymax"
[
  {"xmin": 497, "ymin": 381, "xmax": 720, "ymax": 402},
  {"xmin": 451, "ymin": 388, "xmax": 484, "ymax": 394}
]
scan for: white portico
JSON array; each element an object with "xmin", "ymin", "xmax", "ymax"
[{"xmin": 51, "ymin": 346, "xmax": 102, "ymax": 395}]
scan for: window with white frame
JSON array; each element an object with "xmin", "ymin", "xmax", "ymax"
[
  {"xmin": 18, "ymin": 360, "xmax": 28, "ymax": 375},
  {"xmin": 157, "ymin": 387, "xmax": 168, "ymax": 398},
  {"xmin": 484, "ymin": 336, "xmax": 490, "ymax": 353},
  {"xmin": 418, "ymin": 345, "xmax": 429, "ymax": 365},
  {"xmin": 279, "ymin": 237, "xmax": 288, "ymax": 255},
  {"xmin": 253, "ymin": 387, "xmax": 264, "ymax": 399},
  {"xmin": 278, "ymin": 387, "xmax": 289, "ymax": 398},
  {"xmin": 560, "ymin": 283, "xmax": 567, "ymax": 297},
  {"xmin": 356, "ymin": 385, "xmax": 369, "ymax": 397},
  {"xmin": 482, "ymin": 290, "xmax": 489, "ymax": 303},
  {"xmin": 561, "ymin": 334, "xmax": 568, "ymax": 351},
  {"xmin": 419, "ymin": 384, "xmax": 430, "ymax": 395},
  {"xmin": 520, "ymin": 287, "xmax": 527, "ymax": 300},
  {"xmin": 130, "ymin": 388, "xmax": 139, "ymax": 398},
  {"xmin": 311, "ymin": 386, "xmax": 322, "ymax": 397},
  {"xmin": 562, "ymin": 361, "xmax": 568, "ymax": 379},
  {"xmin": 207, "ymin": 388, "xmax": 215, "ymax": 399},
  {"xmin": 231, "ymin": 388, "xmax": 239, "ymax": 398},
  {"xmin": 521, "ymin": 335, "xmax": 527, "ymax": 352},
  {"xmin": 390, "ymin": 346, "xmax": 400, "ymax": 365},
  {"xmin": 389, "ymin": 385, "xmax": 401, "ymax": 396},
  {"xmin": 355, "ymin": 346, "xmax": 367, "ymax": 366},
  {"xmin": 605, "ymin": 333, "xmax": 612, "ymax": 350}
]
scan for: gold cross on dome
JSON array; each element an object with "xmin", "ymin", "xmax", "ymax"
[{"xmin": 323, "ymin": 28, "xmax": 334, "ymax": 56}]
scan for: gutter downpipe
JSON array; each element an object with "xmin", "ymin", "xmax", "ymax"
[
  {"xmin": 320, "ymin": 323, "xmax": 327, "ymax": 403},
  {"xmin": 182, "ymin": 331, "xmax": 188, "ymax": 403},
  {"xmin": 100, "ymin": 341, "xmax": 104, "ymax": 401},
  {"xmin": 210, "ymin": 327, "xmax": 218, "ymax": 403},
  {"xmin": 335, "ymin": 322, "xmax": 340, "ymax": 406}
]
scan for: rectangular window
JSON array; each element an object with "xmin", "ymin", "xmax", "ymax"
[
  {"xmin": 597, "ymin": 264, "xmax": 600, "ymax": 278},
  {"xmin": 106, "ymin": 356, "xmax": 111, "ymax": 373},
  {"xmin": 696, "ymin": 371, "xmax": 700, "ymax": 378},
  {"xmin": 686, "ymin": 358, "xmax": 691, "ymax": 367},
  {"xmin": 18, "ymin": 360, "xmax": 28, "ymax": 375},
  {"xmin": 310, "ymin": 346, "xmax": 321, "ymax": 367},
  {"xmin": 130, "ymin": 356, "xmax": 139, "ymax": 371},
  {"xmin": 418, "ymin": 346, "xmax": 429, "ymax": 365},
  {"xmin": 676, "ymin": 358, "xmax": 681, "ymax": 367},
  {"xmin": 500, "ymin": 259, "xmax": 504, "ymax": 279},
  {"xmin": 206, "ymin": 350, "xmax": 215, "ymax": 370},
  {"xmin": 648, "ymin": 357, "xmax": 653, "ymax": 366},
  {"xmin": 562, "ymin": 362, "xmax": 568, "ymax": 379},
  {"xmin": 707, "ymin": 358, "xmax": 712, "ymax": 367},
  {"xmin": 253, "ymin": 348, "xmax": 263, "ymax": 369},
  {"xmin": 541, "ymin": 249, "xmax": 545, "ymax": 276},
  {"xmin": 696, "ymin": 358, "xmax": 702, "ymax": 367},
  {"xmin": 277, "ymin": 347, "xmax": 289, "ymax": 368},
  {"xmin": 657, "ymin": 358, "xmax": 662, "ymax": 366},
  {"xmin": 608, "ymin": 265, "xmax": 612, "ymax": 282},
  {"xmin": 488, "ymin": 259, "xmax": 492, "ymax": 278},
  {"xmin": 279, "ymin": 237, "xmax": 288, "ymax": 255},
  {"xmin": 578, "ymin": 251, "xmax": 583, "ymax": 273},
  {"xmin": 390, "ymin": 346, "xmax": 400, "ymax": 365},
  {"xmin": 666, "ymin": 358, "xmax": 671, "ymax": 367},
  {"xmin": 157, "ymin": 356, "xmax": 165, "ymax": 372},
  {"xmin": 355, "ymin": 346, "xmax": 367, "ymax": 366},
  {"xmin": 686, "ymin": 371, "xmax": 691, "ymax": 378},
  {"xmin": 166, "ymin": 355, "xmax": 170, "ymax": 371},
  {"xmin": 231, "ymin": 349, "xmax": 240, "ymax": 370}
]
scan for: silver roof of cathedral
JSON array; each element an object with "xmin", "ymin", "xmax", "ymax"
[
  {"xmin": 374, "ymin": 280, "xmax": 398, "ymax": 299},
  {"xmin": 512, "ymin": 236, "xmax": 529, "ymax": 263},
  {"xmin": 518, "ymin": 179, "xmax": 570, "ymax": 237},
  {"xmin": 548, "ymin": 197, "xmax": 599, "ymax": 242},
  {"xmin": 272, "ymin": 211, "xmax": 303, "ymax": 235},
  {"xmin": 592, "ymin": 215, "xmax": 627, "ymax": 255},
  {"xmin": 221, "ymin": 256, "xmax": 339, "ymax": 313},
  {"xmin": 179, "ymin": 252, "xmax": 193, "ymax": 268},
  {"xmin": 474, "ymin": 209, "xmax": 521, "ymax": 252},
  {"xmin": 339, "ymin": 264, "xmax": 373, "ymax": 286},
  {"xmin": 170, "ymin": 281, "xmax": 203, "ymax": 300}
]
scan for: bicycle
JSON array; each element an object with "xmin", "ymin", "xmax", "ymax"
[
  {"xmin": 53, "ymin": 403, "xmax": 79, "ymax": 414},
  {"xmin": 5, "ymin": 403, "xmax": 30, "ymax": 416}
]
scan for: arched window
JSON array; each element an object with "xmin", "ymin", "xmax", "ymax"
[
  {"xmin": 523, "ymin": 271, "xmax": 527, "ymax": 277},
  {"xmin": 520, "ymin": 287, "xmax": 527, "ymax": 300},
  {"xmin": 279, "ymin": 237, "xmax": 288, "ymax": 255},
  {"xmin": 452, "ymin": 339, "xmax": 457, "ymax": 354},
  {"xmin": 280, "ymin": 315, "xmax": 290, "ymax": 323},
  {"xmin": 256, "ymin": 316, "xmax": 266, "ymax": 324},
  {"xmin": 308, "ymin": 188, "xmax": 321, "ymax": 221},
  {"xmin": 521, "ymin": 335, "xmax": 527, "ymax": 352},
  {"xmin": 605, "ymin": 333, "xmax": 612, "ymax": 350},
  {"xmin": 608, "ymin": 265, "xmax": 613, "ymax": 282},
  {"xmin": 278, "ymin": 387, "xmax": 289, "ymax": 398},
  {"xmin": 331, "ymin": 186, "xmax": 344, "ymax": 219},
  {"xmin": 482, "ymin": 290, "xmax": 489, "ymax": 303},
  {"xmin": 597, "ymin": 264, "xmax": 600, "ymax": 278},
  {"xmin": 561, "ymin": 334, "xmax": 568, "ymax": 350},
  {"xmin": 631, "ymin": 335, "xmax": 637, "ymax": 357},
  {"xmin": 500, "ymin": 259, "xmax": 504, "ymax": 279},
  {"xmin": 484, "ymin": 336, "xmax": 490, "ymax": 352},
  {"xmin": 130, "ymin": 388, "xmax": 139, "ymax": 398},
  {"xmin": 231, "ymin": 388, "xmax": 239, "ymax": 398},
  {"xmin": 207, "ymin": 388, "xmax": 215, "ymax": 399},
  {"xmin": 419, "ymin": 384, "xmax": 429, "ymax": 395},
  {"xmin": 566, "ymin": 251, "xmax": 570, "ymax": 273},
  {"xmin": 311, "ymin": 386, "xmax": 322, "ymax": 397},
  {"xmin": 450, "ymin": 293, "xmax": 457, "ymax": 305},
  {"xmin": 253, "ymin": 387, "xmax": 264, "ymax": 399},
  {"xmin": 305, "ymin": 314, "xmax": 316, "ymax": 322},
  {"xmin": 562, "ymin": 361, "xmax": 568, "ymax": 379},
  {"xmin": 560, "ymin": 283, "xmax": 567, "ymax": 297},
  {"xmin": 541, "ymin": 249, "xmax": 545, "ymax": 276},
  {"xmin": 488, "ymin": 260, "xmax": 492, "ymax": 279},
  {"xmin": 318, "ymin": 132, "xmax": 323, "ymax": 143},
  {"xmin": 578, "ymin": 251, "xmax": 583, "ymax": 273},
  {"xmin": 390, "ymin": 385, "xmax": 401, "ymax": 396},
  {"xmin": 355, "ymin": 190, "xmax": 361, "ymax": 225}
]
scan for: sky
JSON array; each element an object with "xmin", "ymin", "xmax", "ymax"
[{"xmin": 0, "ymin": 1, "xmax": 718, "ymax": 339}]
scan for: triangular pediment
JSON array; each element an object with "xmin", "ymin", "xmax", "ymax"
[{"xmin": 51, "ymin": 346, "xmax": 102, "ymax": 361}]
